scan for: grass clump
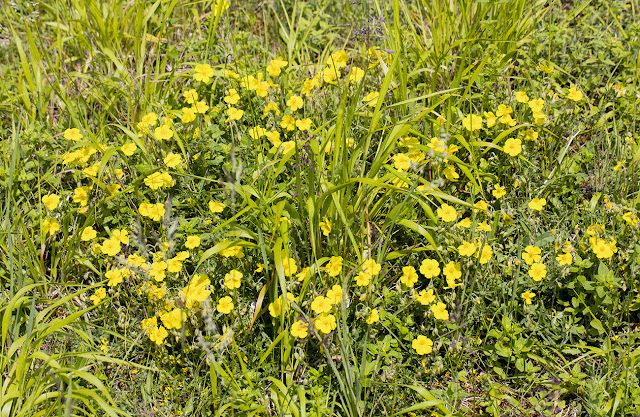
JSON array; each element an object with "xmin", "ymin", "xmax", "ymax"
[{"xmin": 1, "ymin": 0, "xmax": 640, "ymax": 415}]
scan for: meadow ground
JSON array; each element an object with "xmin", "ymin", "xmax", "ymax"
[{"xmin": 1, "ymin": 0, "xmax": 640, "ymax": 415}]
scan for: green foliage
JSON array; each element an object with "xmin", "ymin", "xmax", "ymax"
[{"xmin": 1, "ymin": 0, "xmax": 640, "ymax": 415}]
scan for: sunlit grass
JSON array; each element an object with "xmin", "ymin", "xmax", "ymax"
[{"xmin": 1, "ymin": 0, "xmax": 640, "ymax": 415}]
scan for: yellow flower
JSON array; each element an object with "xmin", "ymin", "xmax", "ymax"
[
  {"xmin": 282, "ymin": 257, "xmax": 298, "ymax": 276},
  {"xmin": 484, "ymin": 111, "xmax": 497, "ymax": 128},
  {"xmin": 291, "ymin": 320, "xmax": 309, "ymax": 338},
  {"xmin": 296, "ymin": 267, "xmax": 309, "ymax": 282},
  {"xmin": 183, "ymin": 89, "xmax": 198, "ymax": 104},
  {"xmin": 591, "ymin": 238, "xmax": 614, "ymax": 259},
  {"xmin": 42, "ymin": 194, "xmax": 60, "ymax": 210},
  {"xmin": 268, "ymin": 292, "xmax": 295, "ymax": 317},
  {"xmin": 528, "ymin": 263, "xmax": 547, "ymax": 281},
  {"xmin": 224, "ymin": 269, "xmax": 243, "ymax": 290},
  {"xmin": 286, "ymin": 95, "xmax": 304, "ymax": 111},
  {"xmin": 474, "ymin": 200, "xmax": 488, "ymax": 211},
  {"xmin": 105, "ymin": 269, "xmax": 123, "ymax": 286},
  {"xmin": 267, "ymin": 56, "xmax": 288, "ymax": 77},
  {"xmin": 81, "ymin": 226, "xmax": 97, "ymax": 241},
  {"xmin": 443, "ymin": 165, "xmax": 459, "ymax": 181},
  {"xmin": 458, "ymin": 241, "xmax": 476, "ymax": 257},
  {"xmin": 528, "ymin": 98, "xmax": 544, "ymax": 113},
  {"xmin": 175, "ymin": 251, "xmax": 190, "ymax": 261},
  {"xmin": 348, "ymin": 67, "xmax": 365, "ymax": 83},
  {"xmin": 622, "ymin": 212, "xmax": 638, "ymax": 226},
  {"xmin": 393, "ymin": 153, "xmax": 411, "ymax": 171},
  {"xmin": 224, "ymin": 69, "xmax": 239, "ymax": 79},
  {"xmin": 43, "ymin": 218, "xmax": 60, "ymax": 236},
  {"xmin": 127, "ymin": 254, "xmax": 145, "ymax": 267},
  {"xmin": 461, "ymin": 114, "xmax": 482, "ymax": 131},
  {"xmin": 139, "ymin": 202, "xmax": 165, "ymax": 221},
  {"xmin": 355, "ymin": 271, "xmax": 372, "ymax": 287},
  {"xmin": 327, "ymin": 49, "xmax": 349, "ymax": 69},
  {"xmin": 437, "ymin": 203, "xmax": 457, "ymax": 222},
  {"xmin": 224, "ymin": 88, "xmax": 240, "ymax": 105},
  {"xmin": 219, "ymin": 243, "xmax": 244, "ymax": 258},
  {"xmin": 185, "ymin": 235, "xmax": 201, "ymax": 249},
  {"xmin": 431, "ymin": 302, "xmax": 449, "ymax": 320},
  {"xmin": 149, "ymin": 326, "xmax": 168, "ymax": 345},
  {"xmin": 515, "ymin": 91, "xmax": 529, "ymax": 103},
  {"xmin": 415, "ymin": 289, "xmax": 436, "ymax": 305},
  {"xmin": 556, "ymin": 252, "xmax": 573, "ymax": 266},
  {"xmin": 420, "ymin": 259, "xmax": 440, "ymax": 278},
  {"xmin": 477, "ymin": 245, "xmax": 492, "ymax": 264},
  {"xmin": 193, "ymin": 100, "xmax": 209, "ymax": 114},
  {"xmin": 280, "ymin": 115, "xmax": 296, "ymax": 131},
  {"xmin": 311, "ymin": 295, "xmax": 332, "ymax": 315},
  {"xmin": 281, "ymin": 141, "xmax": 296, "ymax": 154},
  {"xmin": 412, "ymin": 335, "xmax": 433, "ymax": 355},
  {"xmin": 100, "ymin": 238, "xmax": 121, "ymax": 257},
  {"xmin": 478, "ymin": 221, "xmax": 492, "ymax": 232},
  {"xmin": 166, "ymin": 257, "xmax": 183, "ymax": 273},
  {"xmin": 265, "ymin": 130, "xmax": 281, "ymax": 146},
  {"xmin": 408, "ymin": 149, "xmax": 425, "ymax": 163},
  {"xmin": 213, "ymin": 0, "xmax": 229, "ymax": 15},
  {"xmin": 522, "ymin": 245, "xmax": 542, "ymax": 265},
  {"xmin": 443, "ymin": 261, "xmax": 462, "ymax": 280},
  {"xmin": 262, "ymin": 102, "xmax": 280, "ymax": 119},
  {"xmin": 182, "ymin": 274, "xmax": 211, "ymax": 309},
  {"xmin": 325, "ymin": 256, "xmax": 343, "ymax": 277},
  {"xmin": 537, "ymin": 62, "xmax": 554, "ymax": 73},
  {"xmin": 141, "ymin": 112, "xmax": 158, "ymax": 127},
  {"xmin": 319, "ymin": 217, "xmax": 332, "ymax": 236},
  {"xmin": 456, "ymin": 218, "xmax": 472, "ymax": 229},
  {"xmin": 64, "ymin": 128, "xmax": 84, "ymax": 141},
  {"xmin": 496, "ymin": 104, "xmax": 513, "ymax": 118},
  {"xmin": 326, "ymin": 285, "xmax": 343, "ymax": 305},
  {"xmin": 301, "ymin": 78, "xmax": 319, "ymax": 96},
  {"xmin": 366, "ymin": 309, "xmax": 379, "ymax": 324},
  {"xmin": 566, "ymin": 87, "xmax": 583, "ymax": 101},
  {"xmin": 82, "ymin": 163, "xmax": 100, "ymax": 178},
  {"xmin": 255, "ymin": 81, "xmax": 270, "ymax": 97},
  {"xmin": 121, "ymin": 143, "xmax": 137, "ymax": 156},
  {"xmin": 141, "ymin": 316, "xmax": 158, "ymax": 333},
  {"xmin": 315, "ymin": 314, "xmax": 337, "ymax": 334},
  {"xmin": 181, "ymin": 107, "xmax": 196, "ymax": 123},
  {"xmin": 295, "ymin": 118, "xmax": 312, "ymax": 131},
  {"xmin": 400, "ymin": 266, "xmax": 419, "ymax": 287},
  {"xmin": 503, "ymin": 138, "xmax": 522, "ymax": 156},
  {"xmin": 428, "ymin": 137, "xmax": 446, "ymax": 152},
  {"xmin": 73, "ymin": 186, "xmax": 90, "ymax": 207},
  {"xmin": 217, "ymin": 296, "xmax": 234, "ymax": 314},
  {"xmin": 90, "ymin": 288, "xmax": 107, "ymax": 305},
  {"xmin": 160, "ymin": 308, "xmax": 186, "ymax": 330},
  {"xmin": 164, "ymin": 153, "xmax": 181, "ymax": 168},
  {"xmin": 228, "ymin": 107, "xmax": 244, "ymax": 121},
  {"xmin": 154, "ymin": 124, "xmax": 173, "ymax": 140},
  {"xmin": 363, "ymin": 91, "xmax": 379, "ymax": 107},
  {"xmin": 322, "ymin": 66, "xmax": 339, "ymax": 84},
  {"xmin": 524, "ymin": 129, "xmax": 538, "ymax": 142},
  {"xmin": 528, "ymin": 198, "xmax": 546, "ymax": 211},
  {"xmin": 247, "ymin": 126, "xmax": 265, "ymax": 140},
  {"xmin": 194, "ymin": 63, "xmax": 214, "ymax": 83},
  {"xmin": 208, "ymin": 201, "xmax": 226, "ymax": 213},
  {"xmin": 521, "ymin": 291, "xmax": 536, "ymax": 305},
  {"xmin": 361, "ymin": 259, "xmax": 382, "ymax": 276},
  {"xmin": 492, "ymin": 184, "xmax": 506, "ymax": 199},
  {"xmin": 144, "ymin": 172, "xmax": 166, "ymax": 190},
  {"xmin": 500, "ymin": 113, "xmax": 516, "ymax": 126}
]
